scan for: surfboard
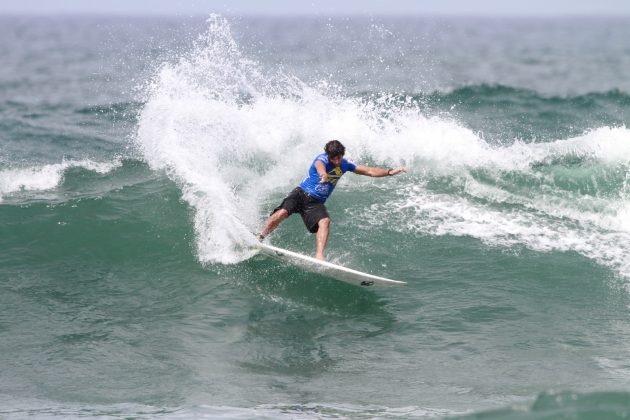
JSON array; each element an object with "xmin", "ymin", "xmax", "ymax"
[{"xmin": 255, "ymin": 242, "xmax": 406, "ymax": 288}]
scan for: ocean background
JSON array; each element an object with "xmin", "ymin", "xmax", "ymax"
[{"xmin": 1, "ymin": 13, "xmax": 630, "ymax": 419}]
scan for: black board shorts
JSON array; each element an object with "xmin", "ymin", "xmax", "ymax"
[{"xmin": 272, "ymin": 187, "xmax": 330, "ymax": 233}]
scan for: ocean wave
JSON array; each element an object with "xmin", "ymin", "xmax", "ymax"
[
  {"xmin": 349, "ymin": 125, "xmax": 630, "ymax": 278},
  {"xmin": 358, "ymin": 84, "xmax": 630, "ymax": 116},
  {"xmin": 3, "ymin": 391, "xmax": 629, "ymax": 419},
  {"xmin": 357, "ymin": 85, "xmax": 630, "ymax": 144},
  {"xmin": 0, "ymin": 159, "xmax": 123, "ymax": 203},
  {"xmin": 75, "ymin": 101, "xmax": 143, "ymax": 122},
  {"xmin": 0, "ymin": 397, "xmax": 460, "ymax": 419},
  {"xmin": 451, "ymin": 390, "xmax": 630, "ymax": 420},
  {"xmin": 136, "ymin": 14, "xmax": 630, "ymax": 281},
  {"xmin": 436, "ymin": 83, "xmax": 630, "ymax": 103}
]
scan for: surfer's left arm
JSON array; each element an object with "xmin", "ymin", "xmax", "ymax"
[{"xmin": 353, "ymin": 165, "xmax": 407, "ymax": 177}]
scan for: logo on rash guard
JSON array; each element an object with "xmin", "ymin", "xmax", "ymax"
[{"xmin": 328, "ymin": 167, "xmax": 343, "ymax": 185}]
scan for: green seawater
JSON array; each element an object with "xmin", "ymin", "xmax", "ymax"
[{"xmin": 1, "ymin": 14, "xmax": 630, "ymax": 419}]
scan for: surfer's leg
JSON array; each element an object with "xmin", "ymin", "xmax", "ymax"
[
  {"xmin": 260, "ymin": 188, "xmax": 303, "ymax": 239},
  {"xmin": 261, "ymin": 208, "xmax": 289, "ymax": 238},
  {"xmin": 315, "ymin": 217, "xmax": 330, "ymax": 261}
]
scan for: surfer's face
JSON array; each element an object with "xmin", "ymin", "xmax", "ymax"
[{"xmin": 329, "ymin": 154, "xmax": 343, "ymax": 167}]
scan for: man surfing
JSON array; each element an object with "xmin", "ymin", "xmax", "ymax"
[{"xmin": 257, "ymin": 140, "xmax": 406, "ymax": 260}]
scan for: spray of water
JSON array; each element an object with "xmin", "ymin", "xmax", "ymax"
[{"xmin": 136, "ymin": 15, "xmax": 630, "ymax": 278}]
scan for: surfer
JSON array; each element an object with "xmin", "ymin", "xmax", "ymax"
[{"xmin": 257, "ymin": 140, "xmax": 406, "ymax": 260}]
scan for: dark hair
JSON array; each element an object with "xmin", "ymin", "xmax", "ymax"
[{"xmin": 324, "ymin": 140, "xmax": 345, "ymax": 157}]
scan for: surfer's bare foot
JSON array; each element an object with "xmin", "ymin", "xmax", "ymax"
[
  {"xmin": 315, "ymin": 253, "xmax": 325, "ymax": 261},
  {"xmin": 256, "ymin": 233, "xmax": 265, "ymax": 242}
]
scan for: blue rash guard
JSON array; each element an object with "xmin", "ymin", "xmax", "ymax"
[{"xmin": 299, "ymin": 153, "xmax": 357, "ymax": 202}]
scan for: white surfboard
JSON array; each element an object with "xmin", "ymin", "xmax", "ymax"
[{"xmin": 255, "ymin": 242, "xmax": 406, "ymax": 288}]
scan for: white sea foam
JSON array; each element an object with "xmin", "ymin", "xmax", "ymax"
[
  {"xmin": 358, "ymin": 184, "xmax": 630, "ymax": 277},
  {"xmin": 136, "ymin": 15, "xmax": 630, "ymax": 278},
  {"xmin": 347, "ymin": 123, "xmax": 630, "ymax": 278},
  {"xmin": 348, "ymin": 124, "xmax": 630, "ymax": 278},
  {"xmin": 0, "ymin": 159, "xmax": 122, "ymax": 203}
]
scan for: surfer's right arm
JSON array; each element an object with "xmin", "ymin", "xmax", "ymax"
[{"xmin": 315, "ymin": 160, "xmax": 329, "ymax": 183}]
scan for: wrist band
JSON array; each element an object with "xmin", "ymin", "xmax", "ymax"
[{"xmin": 387, "ymin": 168, "xmax": 393, "ymax": 176}]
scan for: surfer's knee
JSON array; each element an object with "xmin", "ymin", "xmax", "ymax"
[
  {"xmin": 273, "ymin": 209, "xmax": 289, "ymax": 220},
  {"xmin": 318, "ymin": 217, "xmax": 330, "ymax": 229}
]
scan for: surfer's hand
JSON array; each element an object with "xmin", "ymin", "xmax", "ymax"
[
  {"xmin": 319, "ymin": 173, "xmax": 329, "ymax": 183},
  {"xmin": 389, "ymin": 167, "xmax": 407, "ymax": 176}
]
